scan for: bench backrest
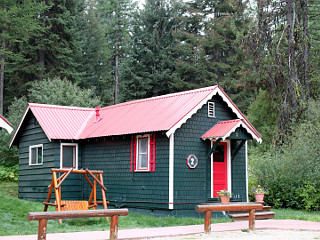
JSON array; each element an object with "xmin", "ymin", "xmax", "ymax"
[{"xmin": 28, "ymin": 209, "xmax": 129, "ymax": 221}]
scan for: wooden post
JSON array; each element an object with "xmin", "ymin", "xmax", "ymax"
[
  {"xmin": 100, "ymin": 173, "xmax": 109, "ymax": 222},
  {"xmin": 248, "ymin": 209, "xmax": 255, "ymax": 230},
  {"xmin": 44, "ymin": 178, "xmax": 54, "ymax": 212},
  {"xmin": 53, "ymin": 172, "xmax": 62, "ymax": 224},
  {"xmin": 110, "ymin": 215, "xmax": 119, "ymax": 240},
  {"xmin": 204, "ymin": 211, "xmax": 212, "ymax": 234},
  {"xmin": 94, "ymin": 175, "xmax": 97, "ymax": 210},
  {"xmin": 38, "ymin": 219, "xmax": 47, "ymax": 240}
]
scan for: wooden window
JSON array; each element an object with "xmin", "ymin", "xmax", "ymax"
[
  {"xmin": 208, "ymin": 102, "xmax": 215, "ymax": 118},
  {"xmin": 136, "ymin": 135, "xmax": 150, "ymax": 171},
  {"xmin": 29, "ymin": 144, "xmax": 43, "ymax": 165},
  {"xmin": 131, "ymin": 134, "xmax": 156, "ymax": 172},
  {"xmin": 60, "ymin": 143, "xmax": 78, "ymax": 169}
]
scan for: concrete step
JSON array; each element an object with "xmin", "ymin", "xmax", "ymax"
[{"xmin": 229, "ymin": 211, "xmax": 276, "ymax": 221}]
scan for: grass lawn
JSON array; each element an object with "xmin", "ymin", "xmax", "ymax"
[
  {"xmin": 273, "ymin": 208, "xmax": 320, "ymax": 222},
  {"xmin": 2, "ymin": 182, "xmax": 320, "ymax": 236},
  {"xmin": 0, "ymin": 182, "xmax": 229, "ymax": 236}
]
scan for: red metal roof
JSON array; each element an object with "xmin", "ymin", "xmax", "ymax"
[
  {"xmin": 201, "ymin": 119, "xmax": 262, "ymax": 143},
  {"xmin": 29, "ymin": 103, "xmax": 94, "ymax": 140},
  {"xmin": 9, "ymin": 85, "xmax": 262, "ymax": 146},
  {"xmin": 0, "ymin": 114, "xmax": 13, "ymax": 133},
  {"xmin": 78, "ymin": 86, "xmax": 219, "ymax": 139}
]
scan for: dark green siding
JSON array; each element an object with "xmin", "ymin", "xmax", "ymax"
[
  {"xmin": 173, "ymin": 94, "xmax": 248, "ymax": 211},
  {"xmin": 81, "ymin": 133, "xmax": 170, "ymax": 210},
  {"xmin": 18, "ymin": 113, "xmax": 55, "ymax": 201},
  {"xmin": 18, "ymin": 113, "xmax": 82, "ymax": 202},
  {"xmin": 17, "ymin": 93, "xmax": 250, "ymax": 217},
  {"xmin": 231, "ymin": 140, "xmax": 247, "ymax": 201}
]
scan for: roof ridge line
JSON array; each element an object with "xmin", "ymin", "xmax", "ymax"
[
  {"xmin": 28, "ymin": 103, "xmax": 94, "ymax": 111},
  {"xmin": 100, "ymin": 86, "xmax": 219, "ymax": 111},
  {"xmin": 74, "ymin": 110, "xmax": 95, "ymax": 139}
]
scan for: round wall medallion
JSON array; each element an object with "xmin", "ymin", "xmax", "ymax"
[{"xmin": 187, "ymin": 155, "xmax": 198, "ymax": 169}]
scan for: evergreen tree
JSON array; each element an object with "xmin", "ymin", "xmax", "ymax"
[
  {"xmin": 0, "ymin": 0, "xmax": 47, "ymax": 114},
  {"xmin": 76, "ymin": 0, "xmax": 114, "ymax": 105},
  {"xmin": 121, "ymin": 0, "xmax": 180, "ymax": 101},
  {"xmin": 37, "ymin": 0, "xmax": 84, "ymax": 81},
  {"xmin": 98, "ymin": 0, "xmax": 135, "ymax": 104},
  {"xmin": 172, "ymin": 0, "xmax": 252, "ymax": 111}
]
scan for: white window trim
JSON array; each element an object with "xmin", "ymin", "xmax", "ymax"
[
  {"xmin": 135, "ymin": 134, "xmax": 151, "ymax": 172},
  {"xmin": 60, "ymin": 143, "xmax": 78, "ymax": 169},
  {"xmin": 210, "ymin": 140, "xmax": 231, "ymax": 198},
  {"xmin": 208, "ymin": 102, "xmax": 215, "ymax": 118},
  {"xmin": 29, "ymin": 144, "xmax": 43, "ymax": 166}
]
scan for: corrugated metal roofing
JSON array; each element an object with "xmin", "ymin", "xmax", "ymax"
[
  {"xmin": 9, "ymin": 85, "xmax": 262, "ymax": 146},
  {"xmin": 78, "ymin": 86, "xmax": 218, "ymax": 139},
  {"xmin": 0, "ymin": 114, "xmax": 13, "ymax": 133},
  {"xmin": 201, "ymin": 119, "xmax": 262, "ymax": 143},
  {"xmin": 29, "ymin": 103, "xmax": 94, "ymax": 140}
]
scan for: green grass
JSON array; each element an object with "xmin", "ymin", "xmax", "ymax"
[
  {"xmin": 273, "ymin": 208, "xmax": 320, "ymax": 222},
  {"xmin": 3, "ymin": 182, "xmax": 319, "ymax": 236},
  {"xmin": 0, "ymin": 182, "xmax": 230, "ymax": 236}
]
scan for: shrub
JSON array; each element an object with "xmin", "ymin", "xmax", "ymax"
[
  {"xmin": 249, "ymin": 99, "xmax": 320, "ymax": 210},
  {"xmin": 298, "ymin": 181, "xmax": 320, "ymax": 211},
  {"xmin": 0, "ymin": 165, "xmax": 18, "ymax": 182},
  {"xmin": 0, "ymin": 77, "xmax": 103, "ymax": 171}
]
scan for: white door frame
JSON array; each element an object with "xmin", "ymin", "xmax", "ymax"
[{"xmin": 211, "ymin": 139, "xmax": 231, "ymax": 198}]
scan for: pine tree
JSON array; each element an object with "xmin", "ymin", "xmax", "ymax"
[
  {"xmin": 98, "ymin": 0, "xmax": 135, "ymax": 104},
  {"xmin": 173, "ymin": 0, "xmax": 252, "ymax": 111},
  {"xmin": 76, "ymin": 0, "xmax": 114, "ymax": 105},
  {"xmin": 37, "ymin": 0, "xmax": 83, "ymax": 81},
  {"xmin": 121, "ymin": 0, "xmax": 180, "ymax": 101},
  {"xmin": 0, "ymin": 0, "xmax": 47, "ymax": 114}
]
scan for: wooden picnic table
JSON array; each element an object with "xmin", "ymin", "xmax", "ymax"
[{"xmin": 195, "ymin": 202, "xmax": 264, "ymax": 233}]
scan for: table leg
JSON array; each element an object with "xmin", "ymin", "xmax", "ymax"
[
  {"xmin": 110, "ymin": 215, "xmax": 119, "ymax": 240},
  {"xmin": 38, "ymin": 219, "xmax": 47, "ymax": 240},
  {"xmin": 248, "ymin": 209, "xmax": 256, "ymax": 231},
  {"xmin": 204, "ymin": 211, "xmax": 212, "ymax": 234}
]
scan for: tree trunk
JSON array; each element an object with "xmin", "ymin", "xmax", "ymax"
[
  {"xmin": 114, "ymin": 0, "xmax": 119, "ymax": 105},
  {"xmin": 286, "ymin": 0, "xmax": 297, "ymax": 110},
  {"xmin": 301, "ymin": 0, "xmax": 310, "ymax": 96},
  {"xmin": 0, "ymin": 4, "xmax": 6, "ymax": 115},
  {"xmin": 0, "ymin": 36, "xmax": 4, "ymax": 115},
  {"xmin": 39, "ymin": 49, "xmax": 45, "ymax": 80}
]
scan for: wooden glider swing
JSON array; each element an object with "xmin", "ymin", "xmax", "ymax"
[{"xmin": 43, "ymin": 168, "xmax": 108, "ymax": 223}]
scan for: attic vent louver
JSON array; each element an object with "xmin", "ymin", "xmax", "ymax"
[
  {"xmin": 94, "ymin": 106, "xmax": 102, "ymax": 123},
  {"xmin": 208, "ymin": 102, "xmax": 215, "ymax": 118}
]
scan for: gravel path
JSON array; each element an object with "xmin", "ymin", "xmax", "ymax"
[{"xmin": 147, "ymin": 230, "xmax": 320, "ymax": 240}]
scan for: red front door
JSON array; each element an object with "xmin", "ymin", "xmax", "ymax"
[{"xmin": 213, "ymin": 142, "xmax": 227, "ymax": 197}]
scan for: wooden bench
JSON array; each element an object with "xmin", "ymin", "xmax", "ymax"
[
  {"xmin": 195, "ymin": 202, "xmax": 263, "ymax": 233},
  {"xmin": 27, "ymin": 209, "xmax": 129, "ymax": 240}
]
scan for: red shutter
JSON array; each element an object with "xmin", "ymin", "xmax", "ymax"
[
  {"xmin": 150, "ymin": 134, "xmax": 156, "ymax": 172},
  {"xmin": 133, "ymin": 136, "xmax": 137, "ymax": 171}
]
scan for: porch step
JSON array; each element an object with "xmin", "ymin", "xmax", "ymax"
[{"xmin": 229, "ymin": 205, "xmax": 275, "ymax": 221}]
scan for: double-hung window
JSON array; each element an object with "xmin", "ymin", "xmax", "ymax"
[
  {"xmin": 136, "ymin": 135, "xmax": 150, "ymax": 171},
  {"xmin": 29, "ymin": 144, "xmax": 43, "ymax": 166},
  {"xmin": 60, "ymin": 143, "xmax": 78, "ymax": 169}
]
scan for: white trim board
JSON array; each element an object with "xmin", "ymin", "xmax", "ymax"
[{"xmin": 169, "ymin": 133, "xmax": 174, "ymax": 210}]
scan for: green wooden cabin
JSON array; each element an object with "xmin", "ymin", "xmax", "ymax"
[{"xmin": 10, "ymin": 86, "xmax": 261, "ymax": 217}]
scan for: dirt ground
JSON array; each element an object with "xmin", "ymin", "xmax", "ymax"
[{"xmin": 146, "ymin": 230, "xmax": 320, "ymax": 240}]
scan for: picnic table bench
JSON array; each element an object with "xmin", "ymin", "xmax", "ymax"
[
  {"xmin": 27, "ymin": 209, "xmax": 129, "ymax": 240},
  {"xmin": 196, "ymin": 202, "xmax": 263, "ymax": 233}
]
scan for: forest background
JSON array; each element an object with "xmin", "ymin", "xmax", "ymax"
[{"xmin": 0, "ymin": 0, "xmax": 319, "ymax": 211}]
